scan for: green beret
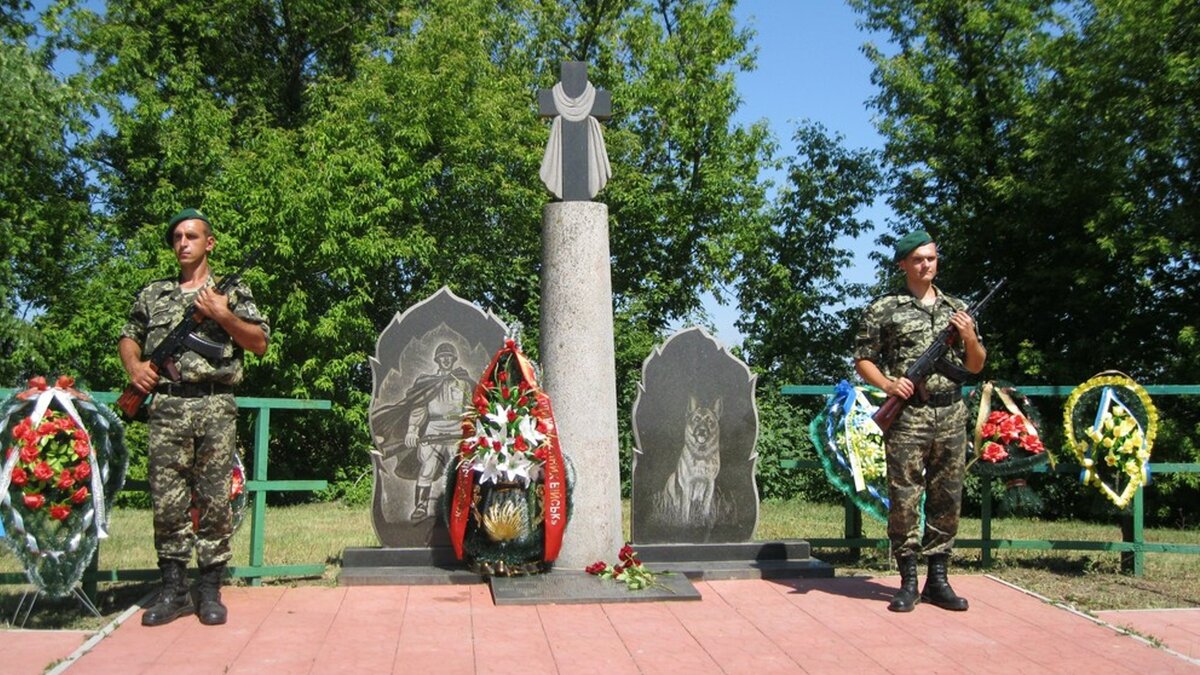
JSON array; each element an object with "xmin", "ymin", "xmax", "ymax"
[
  {"xmin": 893, "ymin": 229, "xmax": 933, "ymax": 262},
  {"xmin": 165, "ymin": 207, "xmax": 210, "ymax": 246}
]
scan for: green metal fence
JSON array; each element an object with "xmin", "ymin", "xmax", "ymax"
[
  {"xmin": 781, "ymin": 384, "xmax": 1200, "ymax": 576},
  {"xmin": 0, "ymin": 388, "xmax": 330, "ymax": 594}
]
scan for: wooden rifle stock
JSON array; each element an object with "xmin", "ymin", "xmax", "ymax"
[
  {"xmin": 117, "ymin": 363, "xmax": 160, "ymax": 419},
  {"xmin": 871, "ymin": 394, "xmax": 905, "ymax": 433}
]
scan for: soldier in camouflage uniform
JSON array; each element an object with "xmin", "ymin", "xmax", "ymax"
[
  {"xmin": 853, "ymin": 230, "xmax": 986, "ymax": 613},
  {"xmin": 119, "ymin": 208, "xmax": 269, "ymax": 627}
]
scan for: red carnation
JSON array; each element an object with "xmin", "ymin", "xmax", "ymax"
[
  {"xmin": 49, "ymin": 504, "xmax": 72, "ymax": 521},
  {"xmin": 23, "ymin": 493, "xmax": 45, "ymax": 510},
  {"xmin": 32, "ymin": 461, "xmax": 55, "ymax": 482},
  {"xmin": 1021, "ymin": 434, "xmax": 1045, "ymax": 454},
  {"xmin": 11, "ymin": 466, "xmax": 28, "ymax": 487}
]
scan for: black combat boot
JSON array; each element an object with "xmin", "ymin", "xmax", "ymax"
[
  {"xmin": 410, "ymin": 485, "xmax": 431, "ymax": 521},
  {"xmin": 142, "ymin": 559, "xmax": 195, "ymax": 626},
  {"xmin": 196, "ymin": 563, "xmax": 229, "ymax": 625},
  {"xmin": 921, "ymin": 554, "xmax": 969, "ymax": 611},
  {"xmin": 888, "ymin": 555, "xmax": 920, "ymax": 612}
]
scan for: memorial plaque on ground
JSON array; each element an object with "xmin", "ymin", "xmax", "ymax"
[
  {"xmin": 369, "ymin": 287, "xmax": 508, "ymax": 547},
  {"xmin": 489, "ymin": 570, "xmax": 700, "ymax": 605},
  {"xmin": 631, "ymin": 327, "xmax": 759, "ymax": 543}
]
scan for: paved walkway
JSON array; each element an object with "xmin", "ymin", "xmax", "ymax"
[{"xmin": 8, "ymin": 575, "xmax": 1200, "ymax": 674}]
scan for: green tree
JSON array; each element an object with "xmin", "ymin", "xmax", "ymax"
[
  {"xmin": 852, "ymin": 0, "xmax": 1200, "ymax": 521},
  {"xmin": 0, "ymin": 1, "xmax": 93, "ymax": 383}
]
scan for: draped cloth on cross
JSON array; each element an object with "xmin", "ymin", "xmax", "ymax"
[{"xmin": 538, "ymin": 62, "xmax": 612, "ymax": 202}]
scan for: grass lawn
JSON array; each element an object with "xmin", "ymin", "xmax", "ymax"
[{"xmin": 3, "ymin": 498, "xmax": 1198, "ymax": 629}]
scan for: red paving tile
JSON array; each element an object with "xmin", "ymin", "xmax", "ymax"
[
  {"xmin": 4, "ymin": 629, "xmax": 92, "ymax": 675},
  {"xmin": 4, "ymin": 575, "xmax": 1198, "ymax": 674}
]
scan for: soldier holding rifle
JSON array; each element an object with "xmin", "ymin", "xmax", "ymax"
[
  {"xmin": 853, "ymin": 230, "xmax": 986, "ymax": 613},
  {"xmin": 118, "ymin": 208, "xmax": 269, "ymax": 626}
]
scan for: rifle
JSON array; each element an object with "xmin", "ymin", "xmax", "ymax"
[
  {"xmin": 117, "ymin": 245, "xmax": 265, "ymax": 419},
  {"xmin": 871, "ymin": 277, "xmax": 1006, "ymax": 433}
]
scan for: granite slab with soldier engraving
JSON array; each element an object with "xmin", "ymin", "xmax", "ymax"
[
  {"xmin": 368, "ymin": 287, "xmax": 507, "ymax": 548},
  {"xmin": 631, "ymin": 327, "xmax": 759, "ymax": 544},
  {"xmin": 489, "ymin": 570, "xmax": 700, "ymax": 606}
]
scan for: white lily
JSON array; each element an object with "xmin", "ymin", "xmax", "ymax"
[{"xmin": 518, "ymin": 415, "xmax": 547, "ymax": 446}]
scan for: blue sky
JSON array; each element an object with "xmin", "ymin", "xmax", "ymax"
[{"xmin": 702, "ymin": 1, "xmax": 890, "ymax": 347}]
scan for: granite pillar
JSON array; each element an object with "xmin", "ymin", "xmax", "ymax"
[{"xmin": 540, "ymin": 201, "xmax": 624, "ymax": 568}]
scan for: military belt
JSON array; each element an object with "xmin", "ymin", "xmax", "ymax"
[
  {"xmin": 156, "ymin": 382, "xmax": 233, "ymax": 398},
  {"xmin": 909, "ymin": 390, "xmax": 962, "ymax": 408}
]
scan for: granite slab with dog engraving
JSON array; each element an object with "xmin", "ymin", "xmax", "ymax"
[{"xmin": 630, "ymin": 327, "xmax": 759, "ymax": 544}]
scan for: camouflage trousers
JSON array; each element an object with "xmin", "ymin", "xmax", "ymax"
[
  {"xmin": 147, "ymin": 392, "xmax": 237, "ymax": 568},
  {"xmin": 885, "ymin": 400, "xmax": 967, "ymax": 558}
]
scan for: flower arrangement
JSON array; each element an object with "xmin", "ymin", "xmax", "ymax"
[
  {"xmin": 1, "ymin": 375, "xmax": 127, "ymax": 597},
  {"xmin": 458, "ymin": 353, "xmax": 553, "ymax": 486},
  {"xmin": 966, "ymin": 382, "xmax": 1053, "ymax": 477},
  {"xmin": 809, "ymin": 380, "xmax": 890, "ymax": 523},
  {"xmin": 1063, "ymin": 372, "xmax": 1157, "ymax": 509},
  {"xmin": 587, "ymin": 543, "xmax": 667, "ymax": 591},
  {"xmin": 448, "ymin": 339, "xmax": 569, "ymax": 568},
  {"xmin": 8, "ymin": 409, "xmax": 93, "ymax": 523}
]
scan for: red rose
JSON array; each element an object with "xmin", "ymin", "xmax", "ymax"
[
  {"xmin": 13, "ymin": 418, "xmax": 32, "ymax": 441},
  {"xmin": 981, "ymin": 441, "xmax": 1009, "ymax": 463},
  {"xmin": 55, "ymin": 375, "xmax": 75, "ymax": 389},
  {"xmin": 506, "ymin": 410, "xmax": 518, "ymax": 423},
  {"xmin": 230, "ymin": 468, "xmax": 245, "ymax": 498},
  {"xmin": 49, "ymin": 504, "xmax": 72, "ymax": 521},
  {"xmin": 56, "ymin": 468, "xmax": 75, "ymax": 490},
  {"xmin": 513, "ymin": 436, "xmax": 528, "ymax": 452},
  {"xmin": 11, "ymin": 466, "xmax": 27, "ymax": 487},
  {"xmin": 517, "ymin": 396, "xmax": 529, "ymax": 407},
  {"xmin": 585, "ymin": 561, "xmax": 608, "ymax": 575},
  {"xmin": 491, "ymin": 440, "xmax": 502, "ymax": 451},
  {"xmin": 75, "ymin": 461, "xmax": 91, "ymax": 481},
  {"xmin": 27, "ymin": 376, "xmax": 47, "ymax": 391},
  {"xmin": 533, "ymin": 447, "xmax": 548, "ymax": 461},
  {"xmin": 1021, "ymin": 434, "xmax": 1045, "ymax": 454},
  {"xmin": 74, "ymin": 440, "xmax": 91, "ymax": 459},
  {"xmin": 20, "ymin": 443, "xmax": 39, "ymax": 463},
  {"xmin": 23, "ymin": 493, "xmax": 45, "ymax": 510},
  {"xmin": 71, "ymin": 486, "xmax": 89, "ymax": 504},
  {"xmin": 618, "ymin": 544, "xmax": 635, "ymax": 562},
  {"xmin": 37, "ymin": 421, "xmax": 56, "ymax": 436},
  {"xmin": 32, "ymin": 461, "xmax": 55, "ymax": 482},
  {"xmin": 501, "ymin": 386, "xmax": 510, "ymax": 399},
  {"xmin": 498, "ymin": 371, "xmax": 508, "ymax": 383},
  {"xmin": 74, "ymin": 429, "xmax": 89, "ymax": 442}
]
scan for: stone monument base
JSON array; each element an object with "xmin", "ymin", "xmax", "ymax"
[
  {"xmin": 339, "ymin": 547, "xmax": 482, "ymax": 586},
  {"xmin": 633, "ymin": 540, "xmax": 835, "ymax": 581},
  {"xmin": 489, "ymin": 570, "xmax": 699, "ymax": 605}
]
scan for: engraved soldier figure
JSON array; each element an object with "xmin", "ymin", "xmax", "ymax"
[
  {"xmin": 399, "ymin": 342, "xmax": 473, "ymax": 522},
  {"xmin": 853, "ymin": 230, "xmax": 985, "ymax": 613},
  {"xmin": 119, "ymin": 208, "xmax": 269, "ymax": 627}
]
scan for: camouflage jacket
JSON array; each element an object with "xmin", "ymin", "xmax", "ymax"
[
  {"xmin": 121, "ymin": 277, "xmax": 269, "ymax": 386},
  {"xmin": 852, "ymin": 285, "xmax": 980, "ymax": 394}
]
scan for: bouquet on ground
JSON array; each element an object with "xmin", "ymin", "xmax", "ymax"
[
  {"xmin": 1064, "ymin": 372, "xmax": 1156, "ymax": 509},
  {"xmin": 587, "ymin": 543, "xmax": 668, "ymax": 592},
  {"xmin": 1, "ymin": 376, "xmax": 127, "ymax": 596},
  {"xmin": 809, "ymin": 380, "xmax": 890, "ymax": 523}
]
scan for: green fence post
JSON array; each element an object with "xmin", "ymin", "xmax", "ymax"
[
  {"xmin": 1121, "ymin": 486, "xmax": 1145, "ymax": 576},
  {"xmin": 84, "ymin": 548, "xmax": 99, "ymax": 606},
  {"xmin": 980, "ymin": 476, "xmax": 993, "ymax": 567},
  {"xmin": 248, "ymin": 405, "xmax": 271, "ymax": 587}
]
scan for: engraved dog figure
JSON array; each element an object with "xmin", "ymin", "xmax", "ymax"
[{"xmin": 655, "ymin": 396, "xmax": 724, "ymax": 531}]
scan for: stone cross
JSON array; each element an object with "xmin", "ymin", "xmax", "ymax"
[{"xmin": 538, "ymin": 62, "xmax": 612, "ymax": 201}]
